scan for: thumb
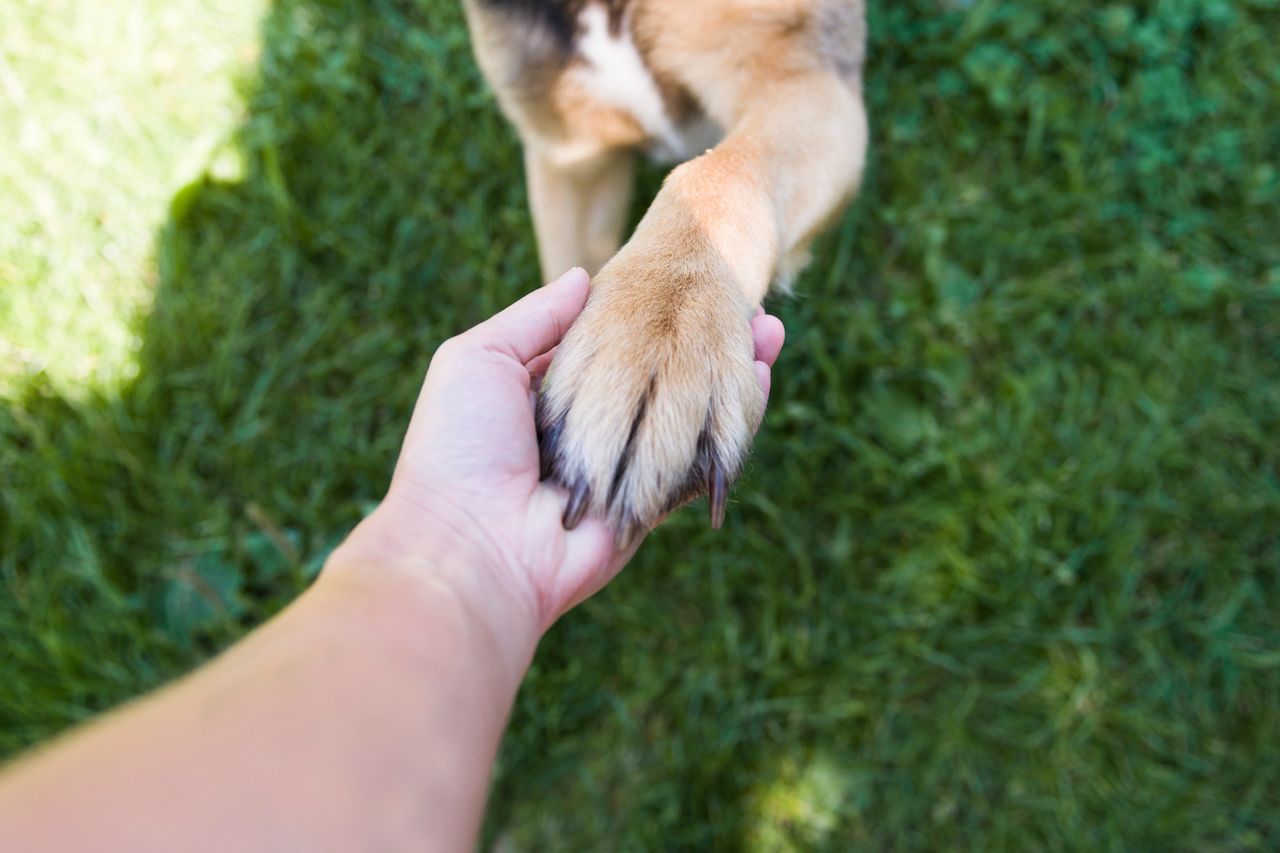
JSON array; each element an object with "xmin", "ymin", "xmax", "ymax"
[{"xmin": 468, "ymin": 267, "xmax": 590, "ymax": 363}]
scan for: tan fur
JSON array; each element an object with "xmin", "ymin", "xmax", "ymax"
[
  {"xmin": 549, "ymin": 73, "xmax": 649, "ymax": 152},
  {"xmin": 464, "ymin": 0, "xmax": 868, "ymax": 541},
  {"xmin": 524, "ymin": 148, "xmax": 636, "ymax": 279}
]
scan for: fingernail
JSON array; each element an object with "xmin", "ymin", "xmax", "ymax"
[{"xmin": 550, "ymin": 267, "xmax": 588, "ymax": 289}]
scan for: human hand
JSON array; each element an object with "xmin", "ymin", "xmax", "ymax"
[{"xmin": 329, "ymin": 268, "xmax": 784, "ymax": 648}]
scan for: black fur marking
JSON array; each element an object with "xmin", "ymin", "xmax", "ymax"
[
  {"xmin": 606, "ymin": 373, "xmax": 656, "ymax": 510},
  {"xmin": 661, "ymin": 407, "xmax": 738, "ymax": 517},
  {"xmin": 478, "ymin": 0, "xmax": 579, "ymax": 48},
  {"xmin": 536, "ymin": 400, "xmax": 568, "ymax": 482},
  {"xmin": 477, "ymin": 0, "xmax": 630, "ymax": 48}
]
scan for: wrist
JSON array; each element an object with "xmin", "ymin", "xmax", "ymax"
[{"xmin": 322, "ymin": 502, "xmax": 542, "ymax": 686}]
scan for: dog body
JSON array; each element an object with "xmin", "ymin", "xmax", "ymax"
[{"xmin": 464, "ymin": 0, "xmax": 868, "ymax": 543}]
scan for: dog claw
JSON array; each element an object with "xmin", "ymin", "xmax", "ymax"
[
  {"xmin": 708, "ymin": 461, "xmax": 727, "ymax": 529},
  {"xmin": 562, "ymin": 479, "xmax": 590, "ymax": 530}
]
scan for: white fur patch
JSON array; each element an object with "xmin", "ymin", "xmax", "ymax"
[{"xmin": 570, "ymin": 3, "xmax": 710, "ymax": 162}]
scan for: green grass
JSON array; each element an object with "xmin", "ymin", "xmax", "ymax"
[{"xmin": 2, "ymin": 0, "xmax": 1278, "ymax": 848}]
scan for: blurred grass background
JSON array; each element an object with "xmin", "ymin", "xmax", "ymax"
[{"xmin": 2, "ymin": 0, "xmax": 1279, "ymax": 847}]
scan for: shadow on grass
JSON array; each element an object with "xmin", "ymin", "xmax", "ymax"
[
  {"xmin": 4, "ymin": 0, "xmax": 1280, "ymax": 847},
  {"xmin": 1, "ymin": 0, "xmax": 763, "ymax": 840},
  {"xmin": 0, "ymin": 0, "xmax": 533, "ymax": 749}
]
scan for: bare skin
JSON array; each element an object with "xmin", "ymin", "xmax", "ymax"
[{"xmin": 0, "ymin": 268, "xmax": 785, "ymax": 852}]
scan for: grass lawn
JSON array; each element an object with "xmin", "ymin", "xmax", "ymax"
[{"xmin": 3, "ymin": 0, "xmax": 1279, "ymax": 847}]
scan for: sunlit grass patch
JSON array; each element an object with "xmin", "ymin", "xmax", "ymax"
[
  {"xmin": 745, "ymin": 755, "xmax": 863, "ymax": 850},
  {"xmin": 0, "ymin": 0, "xmax": 264, "ymax": 394}
]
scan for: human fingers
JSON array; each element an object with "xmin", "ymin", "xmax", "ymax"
[
  {"xmin": 751, "ymin": 312, "xmax": 785, "ymax": 366},
  {"xmin": 751, "ymin": 312, "xmax": 784, "ymax": 397},
  {"xmin": 525, "ymin": 346, "xmax": 558, "ymax": 390},
  {"xmin": 463, "ymin": 267, "xmax": 590, "ymax": 364}
]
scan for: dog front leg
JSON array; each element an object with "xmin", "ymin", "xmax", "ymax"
[
  {"xmin": 536, "ymin": 74, "xmax": 868, "ymax": 541},
  {"xmin": 524, "ymin": 148, "xmax": 635, "ymax": 280}
]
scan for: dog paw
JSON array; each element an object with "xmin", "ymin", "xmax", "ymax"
[{"xmin": 536, "ymin": 250, "xmax": 765, "ymax": 548}]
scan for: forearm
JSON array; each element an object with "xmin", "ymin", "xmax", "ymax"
[
  {"xmin": 0, "ymin": 548, "xmax": 537, "ymax": 852},
  {"xmin": 0, "ymin": 265, "xmax": 704, "ymax": 851}
]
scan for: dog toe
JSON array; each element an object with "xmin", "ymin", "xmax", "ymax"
[{"xmin": 536, "ymin": 272, "xmax": 763, "ymax": 542}]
